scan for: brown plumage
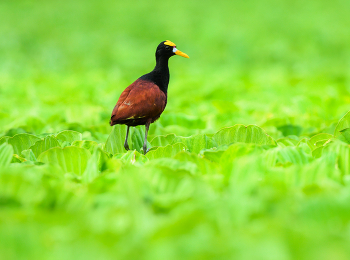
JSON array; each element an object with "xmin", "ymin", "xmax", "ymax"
[
  {"xmin": 110, "ymin": 40, "xmax": 189, "ymax": 154},
  {"xmin": 110, "ymin": 79, "xmax": 167, "ymax": 127}
]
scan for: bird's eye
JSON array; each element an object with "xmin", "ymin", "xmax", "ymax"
[{"xmin": 165, "ymin": 46, "xmax": 171, "ymax": 50}]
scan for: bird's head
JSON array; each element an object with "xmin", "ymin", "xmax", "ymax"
[{"xmin": 156, "ymin": 40, "xmax": 189, "ymax": 60}]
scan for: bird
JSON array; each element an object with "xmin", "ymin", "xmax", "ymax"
[{"xmin": 110, "ymin": 40, "xmax": 189, "ymax": 154}]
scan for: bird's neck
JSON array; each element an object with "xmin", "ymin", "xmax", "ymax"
[{"xmin": 140, "ymin": 56, "xmax": 170, "ymax": 94}]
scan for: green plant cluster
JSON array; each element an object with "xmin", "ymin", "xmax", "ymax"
[
  {"xmin": 1, "ymin": 115, "xmax": 350, "ymax": 259},
  {"xmin": 1, "ymin": 0, "xmax": 350, "ymax": 259}
]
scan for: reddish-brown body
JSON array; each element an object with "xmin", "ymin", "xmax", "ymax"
[
  {"xmin": 109, "ymin": 40, "xmax": 188, "ymax": 154},
  {"xmin": 110, "ymin": 79, "xmax": 167, "ymax": 127}
]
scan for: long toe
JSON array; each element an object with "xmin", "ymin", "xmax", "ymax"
[
  {"xmin": 143, "ymin": 146, "xmax": 148, "ymax": 155},
  {"xmin": 142, "ymin": 147, "xmax": 151, "ymax": 154},
  {"xmin": 124, "ymin": 144, "xmax": 130, "ymax": 151}
]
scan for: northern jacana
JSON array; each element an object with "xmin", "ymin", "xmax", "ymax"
[{"xmin": 110, "ymin": 40, "xmax": 189, "ymax": 154}]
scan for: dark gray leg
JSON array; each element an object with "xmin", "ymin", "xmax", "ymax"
[
  {"xmin": 124, "ymin": 125, "xmax": 130, "ymax": 151},
  {"xmin": 143, "ymin": 120, "xmax": 151, "ymax": 154}
]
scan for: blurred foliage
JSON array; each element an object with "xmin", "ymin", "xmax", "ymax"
[{"xmin": 1, "ymin": 0, "xmax": 350, "ymax": 259}]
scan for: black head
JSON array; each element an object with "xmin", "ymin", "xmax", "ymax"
[{"xmin": 155, "ymin": 40, "xmax": 189, "ymax": 60}]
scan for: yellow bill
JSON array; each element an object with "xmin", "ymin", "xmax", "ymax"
[
  {"xmin": 164, "ymin": 40, "xmax": 190, "ymax": 58},
  {"xmin": 174, "ymin": 49, "xmax": 189, "ymax": 58}
]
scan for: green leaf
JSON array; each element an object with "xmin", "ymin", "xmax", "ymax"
[
  {"xmin": 323, "ymin": 141, "xmax": 350, "ymax": 175},
  {"xmin": 72, "ymin": 140, "xmax": 99, "ymax": 153},
  {"xmin": 0, "ymin": 143, "xmax": 13, "ymax": 168},
  {"xmin": 296, "ymin": 138, "xmax": 312, "ymax": 156},
  {"xmin": 201, "ymin": 147, "xmax": 227, "ymax": 163},
  {"xmin": 312, "ymin": 146, "xmax": 324, "ymax": 158},
  {"xmin": 337, "ymin": 128, "xmax": 350, "ymax": 144},
  {"xmin": 265, "ymin": 146, "xmax": 312, "ymax": 166},
  {"xmin": 38, "ymin": 146, "xmax": 91, "ymax": 175},
  {"xmin": 264, "ymin": 148, "xmax": 279, "ymax": 167},
  {"xmin": 29, "ymin": 136, "xmax": 61, "ymax": 158},
  {"xmin": 142, "ymin": 158, "xmax": 196, "ymax": 210},
  {"xmin": 276, "ymin": 137, "xmax": 299, "ymax": 147},
  {"xmin": 104, "ymin": 125, "xmax": 127, "ymax": 155},
  {"xmin": 146, "ymin": 143, "xmax": 187, "ymax": 160},
  {"xmin": 277, "ymin": 147, "xmax": 312, "ymax": 166},
  {"xmin": 146, "ymin": 158, "xmax": 198, "ymax": 175},
  {"xmin": 277, "ymin": 124, "xmax": 302, "ymax": 136},
  {"xmin": 219, "ymin": 143, "xmax": 263, "ymax": 173},
  {"xmin": 308, "ymin": 133, "xmax": 333, "ymax": 150},
  {"xmin": 213, "ymin": 124, "xmax": 276, "ymax": 146},
  {"xmin": 4, "ymin": 128, "xmax": 27, "ymax": 137},
  {"xmin": 129, "ymin": 125, "xmax": 151, "ymax": 152},
  {"xmin": 130, "ymin": 126, "xmax": 144, "ymax": 151},
  {"xmin": 11, "ymin": 154, "xmax": 26, "ymax": 163},
  {"xmin": 296, "ymin": 137, "xmax": 309, "ymax": 147},
  {"xmin": 118, "ymin": 150, "xmax": 148, "ymax": 164},
  {"xmin": 21, "ymin": 149, "xmax": 37, "ymax": 161},
  {"xmin": 7, "ymin": 134, "xmax": 41, "ymax": 155},
  {"xmin": 315, "ymin": 139, "xmax": 329, "ymax": 147},
  {"xmin": 150, "ymin": 134, "xmax": 176, "ymax": 147},
  {"xmin": 220, "ymin": 143, "xmax": 262, "ymax": 162},
  {"xmin": 0, "ymin": 136, "xmax": 10, "ymax": 146},
  {"xmin": 175, "ymin": 134, "xmax": 217, "ymax": 154},
  {"xmin": 105, "ymin": 125, "xmax": 149, "ymax": 155},
  {"xmin": 56, "ymin": 130, "xmax": 82, "ymax": 144},
  {"xmin": 174, "ymin": 151, "xmax": 217, "ymax": 175},
  {"xmin": 82, "ymin": 148, "xmax": 107, "ymax": 183},
  {"xmin": 334, "ymin": 111, "xmax": 350, "ymax": 137}
]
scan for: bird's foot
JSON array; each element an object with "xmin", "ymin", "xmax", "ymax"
[
  {"xmin": 143, "ymin": 147, "xmax": 150, "ymax": 155},
  {"xmin": 124, "ymin": 144, "xmax": 130, "ymax": 151}
]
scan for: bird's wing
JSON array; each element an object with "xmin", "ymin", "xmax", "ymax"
[{"xmin": 110, "ymin": 79, "xmax": 167, "ymax": 124}]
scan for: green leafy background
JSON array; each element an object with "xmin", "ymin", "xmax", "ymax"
[{"xmin": 1, "ymin": 0, "xmax": 350, "ymax": 259}]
